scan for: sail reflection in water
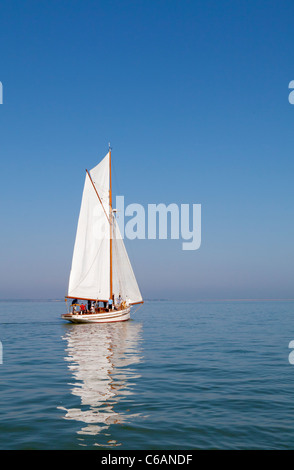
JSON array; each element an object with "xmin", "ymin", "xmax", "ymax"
[{"xmin": 59, "ymin": 321, "xmax": 143, "ymax": 443}]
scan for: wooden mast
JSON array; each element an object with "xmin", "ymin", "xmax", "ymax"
[{"xmin": 109, "ymin": 145, "xmax": 113, "ymax": 301}]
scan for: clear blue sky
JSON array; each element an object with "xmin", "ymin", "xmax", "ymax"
[{"xmin": 0, "ymin": 0, "xmax": 294, "ymax": 299}]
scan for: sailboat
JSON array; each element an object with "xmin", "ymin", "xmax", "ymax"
[{"xmin": 61, "ymin": 147, "xmax": 143, "ymax": 324}]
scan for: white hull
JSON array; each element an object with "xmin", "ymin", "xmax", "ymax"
[{"xmin": 61, "ymin": 307, "xmax": 130, "ymax": 324}]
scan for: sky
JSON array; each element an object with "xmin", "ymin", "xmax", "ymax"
[{"xmin": 0, "ymin": 0, "xmax": 294, "ymax": 300}]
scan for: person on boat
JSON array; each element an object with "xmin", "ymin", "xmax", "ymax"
[
  {"xmin": 87, "ymin": 300, "xmax": 92, "ymax": 312},
  {"xmin": 108, "ymin": 297, "xmax": 113, "ymax": 310},
  {"xmin": 71, "ymin": 299, "xmax": 78, "ymax": 313},
  {"xmin": 115, "ymin": 294, "xmax": 122, "ymax": 310},
  {"xmin": 80, "ymin": 303, "xmax": 86, "ymax": 314}
]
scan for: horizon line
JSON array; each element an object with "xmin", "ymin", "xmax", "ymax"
[{"xmin": 0, "ymin": 298, "xmax": 294, "ymax": 302}]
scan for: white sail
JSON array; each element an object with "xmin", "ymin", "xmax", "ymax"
[
  {"xmin": 112, "ymin": 217, "xmax": 143, "ymax": 305},
  {"xmin": 67, "ymin": 150, "xmax": 143, "ymax": 310},
  {"xmin": 67, "ymin": 153, "xmax": 110, "ymax": 300}
]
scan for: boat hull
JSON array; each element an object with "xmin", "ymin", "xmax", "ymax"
[{"xmin": 61, "ymin": 307, "xmax": 130, "ymax": 324}]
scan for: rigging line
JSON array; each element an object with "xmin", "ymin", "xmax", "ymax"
[
  {"xmin": 112, "ymin": 157, "xmax": 121, "ymax": 199},
  {"xmin": 131, "ymin": 303, "xmax": 144, "ymax": 315},
  {"xmin": 86, "ymin": 169, "xmax": 111, "ymax": 225}
]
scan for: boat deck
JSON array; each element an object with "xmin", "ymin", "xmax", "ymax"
[{"xmin": 61, "ymin": 306, "xmax": 131, "ymax": 323}]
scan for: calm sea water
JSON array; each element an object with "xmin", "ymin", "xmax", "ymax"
[{"xmin": 0, "ymin": 300, "xmax": 294, "ymax": 450}]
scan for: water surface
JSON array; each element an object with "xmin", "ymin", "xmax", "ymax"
[{"xmin": 0, "ymin": 300, "xmax": 294, "ymax": 449}]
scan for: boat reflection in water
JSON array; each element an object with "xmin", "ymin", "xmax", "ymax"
[{"xmin": 59, "ymin": 321, "xmax": 143, "ymax": 446}]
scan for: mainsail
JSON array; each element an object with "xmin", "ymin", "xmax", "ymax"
[
  {"xmin": 67, "ymin": 151, "xmax": 142, "ymax": 305},
  {"xmin": 68, "ymin": 153, "xmax": 110, "ymax": 300}
]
